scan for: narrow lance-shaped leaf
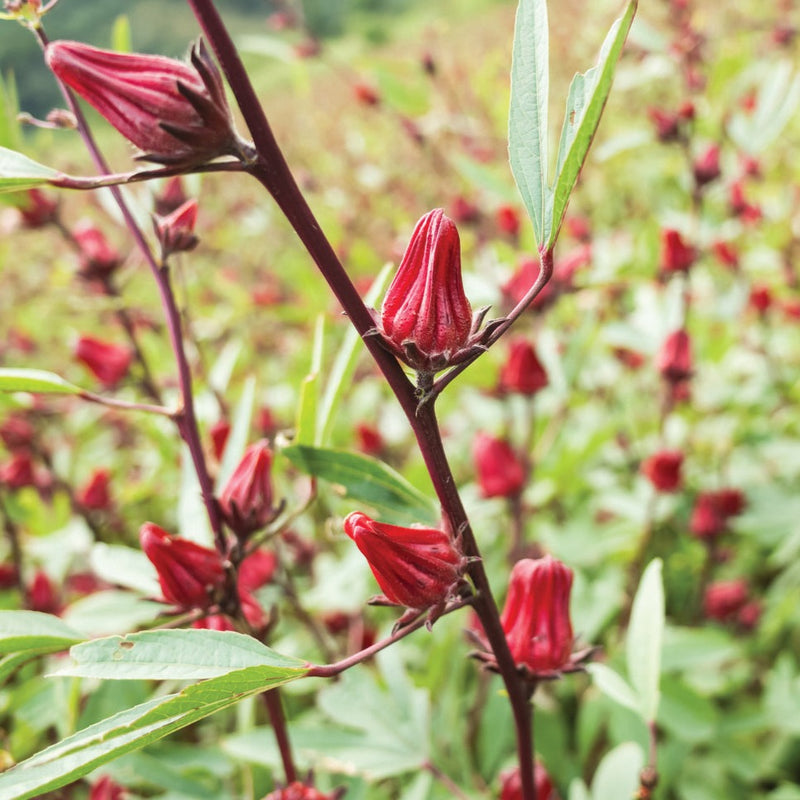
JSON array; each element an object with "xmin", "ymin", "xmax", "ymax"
[
  {"xmin": 54, "ymin": 628, "xmax": 307, "ymax": 682},
  {"xmin": 0, "ymin": 611, "xmax": 85, "ymax": 656},
  {"xmin": 283, "ymin": 444, "xmax": 438, "ymax": 525},
  {"xmin": 627, "ymin": 557, "xmax": 665, "ymax": 722},
  {"xmin": 508, "ymin": 0, "xmax": 552, "ymax": 247},
  {"xmin": 0, "ymin": 368, "xmax": 82, "ymax": 395},
  {"xmin": 0, "ymin": 657, "xmax": 309, "ymax": 800},
  {"xmin": 548, "ymin": 0, "xmax": 637, "ymax": 247},
  {"xmin": 0, "ymin": 146, "xmax": 60, "ymax": 193},
  {"xmin": 295, "ymin": 315, "xmax": 325, "ymax": 447}
]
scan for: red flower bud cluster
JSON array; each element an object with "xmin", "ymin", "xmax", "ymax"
[
  {"xmin": 262, "ymin": 781, "xmax": 343, "ymax": 800},
  {"xmin": 46, "ymin": 39, "xmax": 242, "ymax": 166},
  {"xmin": 689, "ymin": 488, "xmax": 746, "ymax": 540},
  {"xmin": 378, "ymin": 209, "xmax": 478, "ymax": 373},
  {"xmin": 343, "ymin": 511, "xmax": 463, "ymax": 610},
  {"xmin": 703, "ymin": 579, "xmax": 760, "ymax": 628},
  {"xmin": 500, "ymin": 556, "xmax": 575, "ymax": 676},
  {"xmin": 473, "ymin": 433, "xmax": 526, "ymax": 499}
]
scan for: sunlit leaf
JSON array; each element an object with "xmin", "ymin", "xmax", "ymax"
[
  {"xmin": 627, "ymin": 558, "xmax": 664, "ymax": 722},
  {"xmin": 508, "ymin": 0, "xmax": 552, "ymax": 247},
  {"xmin": 549, "ymin": 0, "xmax": 637, "ymax": 246},
  {"xmin": 0, "ymin": 368, "xmax": 82, "ymax": 395},
  {"xmin": 283, "ymin": 444, "xmax": 437, "ymax": 524},
  {"xmin": 0, "ymin": 146, "xmax": 59, "ymax": 193}
]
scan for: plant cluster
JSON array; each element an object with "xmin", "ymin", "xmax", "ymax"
[{"xmin": 0, "ymin": 0, "xmax": 798, "ymax": 799}]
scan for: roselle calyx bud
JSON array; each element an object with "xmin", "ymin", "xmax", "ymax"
[
  {"xmin": 499, "ymin": 338, "xmax": 548, "ymax": 395},
  {"xmin": 656, "ymin": 328, "xmax": 692, "ymax": 383},
  {"xmin": 45, "ymin": 39, "xmax": 245, "ymax": 166},
  {"xmin": 219, "ymin": 440, "xmax": 281, "ymax": 537},
  {"xmin": 154, "ymin": 198, "xmax": 199, "ymax": 258},
  {"xmin": 473, "ymin": 432, "xmax": 526, "ymax": 499},
  {"xmin": 74, "ymin": 335, "xmax": 132, "ymax": 387},
  {"xmin": 378, "ymin": 209, "xmax": 482, "ymax": 373},
  {"xmin": 641, "ymin": 449, "xmax": 684, "ymax": 492},
  {"xmin": 500, "ymin": 556, "xmax": 575, "ymax": 676},
  {"xmin": 343, "ymin": 511, "xmax": 464, "ymax": 611},
  {"xmin": 139, "ymin": 522, "xmax": 226, "ymax": 608}
]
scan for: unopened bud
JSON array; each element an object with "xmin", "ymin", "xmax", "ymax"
[
  {"xmin": 378, "ymin": 209, "xmax": 476, "ymax": 373},
  {"xmin": 501, "ymin": 556, "xmax": 574, "ymax": 675},
  {"xmin": 74, "ymin": 335, "xmax": 132, "ymax": 387},
  {"xmin": 46, "ymin": 39, "xmax": 244, "ymax": 166},
  {"xmin": 139, "ymin": 522, "xmax": 225, "ymax": 608},
  {"xmin": 219, "ymin": 440, "xmax": 280, "ymax": 537},
  {"xmin": 343, "ymin": 511, "xmax": 463, "ymax": 609}
]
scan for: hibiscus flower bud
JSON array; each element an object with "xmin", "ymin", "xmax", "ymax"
[
  {"xmin": 499, "ymin": 338, "xmax": 548, "ymax": 395},
  {"xmin": 219, "ymin": 440, "xmax": 280, "ymax": 537},
  {"xmin": 692, "ymin": 143, "xmax": 721, "ymax": 186},
  {"xmin": 139, "ymin": 522, "xmax": 225, "ymax": 608},
  {"xmin": 378, "ymin": 209, "xmax": 475, "ymax": 373},
  {"xmin": 500, "ymin": 556, "xmax": 574, "ymax": 675},
  {"xmin": 73, "ymin": 222, "xmax": 122, "ymax": 280},
  {"xmin": 154, "ymin": 198, "xmax": 199, "ymax": 258},
  {"xmin": 659, "ymin": 228, "xmax": 696, "ymax": 274},
  {"xmin": 500, "ymin": 763, "xmax": 560, "ymax": 800},
  {"xmin": 641, "ymin": 449, "xmax": 684, "ymax": 492},
  {"xmin": 19, "ymin": 188, "xmax": 59, "ymax": 229},
  {"xmin": 656, "ymin": 328, "xmax": 692, "ymax": 383},
  {"xmin": 473, "ymin": 433, "xmax": 526, "ymax": 499},
  {"xmin": 45, "ymin": 39, "xmax": 243, "ymax": 166},
  {"xmin": 76, "ymin": 468, "xmax": 113, "ymax": 511},
  {"xmin": 74, "ymin": 335, "xmax": 132, "ymax": 387},
  {"xmin": 689, "ymin": 492, "xmax": 726, "ymax": 540},
  {"xmin": 26, "ymin": 570, "xmax": 61, "ymax": 614},
  {"xmin": 343, "ymin": 511, "xmax": 463, "ymax": 609},
  {"xmin": 89, "ymin": 774, "xmax": 126, "ymax": 800},
  {"xmin": 703, "ymin": 579, "xmax": 748, "ymax": 622}
]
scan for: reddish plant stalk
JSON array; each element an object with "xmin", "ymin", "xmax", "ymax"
[
  {"xmin": 35, "ymin": 27, "xmax": 225, "ymax": 550},
  {"xmin": 186, "ymin": 3, "xmax": 540, "ymax": 795},
  {"xmin": 263, "ymin": 689, "xmax": 297, "ymax": 785}
]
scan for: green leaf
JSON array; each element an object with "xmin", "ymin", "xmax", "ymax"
[
  {"xmin": 508, "ymin": 0, "xmax": 552, "ymax": 247},
  {"xmin": 0, "ymin": 611, "xmax": 85, "ymax": 656},
  {"xmin": 586, "ymin": 663, "xmax": 640, "ymax": 714},
  {"xmin": 282, "ymin": 444, "xmax": 437, "ymax": 524},
  {"xmin": 110, "ymin": 14, "xmax": 132, "ymax": 53},
  {"xmin": 627, "ymin": 557, "xmax": 664, "ymax": 722},
  {"xmin": 0, "ymin": 657, "xmax": 308, "ymax": 800},
  {"xmin": 54, "ymin": 628, "xmax": 307, "ymax": 681},
  {"xmin": 549, "ymin": 0, "xmax": 636, "ymax": 247},
  {"xmin": 318, "ymin": 263, "xmax": 392, "ymax": 446},
  {"xmin": 0, "ymin": 146, "xmax": 60, "ymax": 194},
  {"xmin": 590, "ymin": 742, "xmax": 644, "ymax": 800},
  {"xmin": 295, "ymin": 316, "xmax": 325, "ymax": 446},
  {"xmin": 0, "ymin": 368, "xmax": 82, "ymax": 395},
  {"xmin": 0, "ymin": 72, "xmax": 22, "ymax": 153}
]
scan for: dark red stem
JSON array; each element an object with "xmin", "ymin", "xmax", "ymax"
[
  {"xmin": 185, "ymin": 3, "xmax": 537, "ymax": 796},
  {"xmin": 36, "ymin": 27, "xmax": 225, "ymax": 550}
]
